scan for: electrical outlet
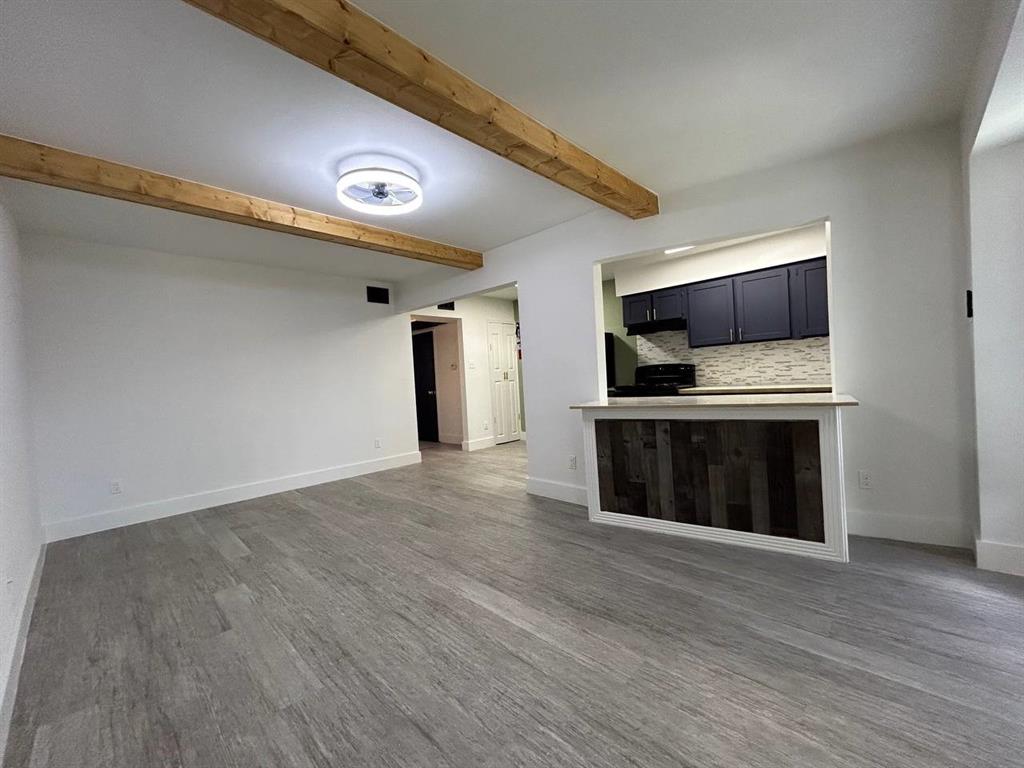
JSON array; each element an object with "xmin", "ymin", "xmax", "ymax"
[
  {"xmin": 483, "ymin": 421, "xmax": 489, "ymax": 431},
  {"xmin": 858, "ymin": 470, "xmax": 873, "ymax": 490},
  {"xmin": 374, "ymin": 439, "xmax": 382, "ymax": 449},
  {"xmin": 568, "ymin": 455, "xmax": 577, "ymax": 470},
  {"xmin": 110, "ymin": 479, "xmax": 123, "ymax": 495}
]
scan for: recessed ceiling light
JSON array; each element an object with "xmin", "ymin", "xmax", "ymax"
[
  {"xmin": 337, "ymin": 168, "xmax": 423, "ymax": 216},
  {"xmin": 664, "ymin": 245, "xmax": 695, "ymax": 255}
]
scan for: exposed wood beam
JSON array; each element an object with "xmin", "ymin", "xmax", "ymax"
[
  {"xmin": 182, "ymin": 0, "xmax": 660, "ymax": 219},
  {"xmin": 0, "ymin": 134, "xmax": 483, "ymax": 270}
]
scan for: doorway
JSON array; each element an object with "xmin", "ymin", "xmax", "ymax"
[
  {"xmin": 409, "ymin": 283, "xmax": 526, "ymax": 454},
  {"xmin": 411, "ymin": 328, "xmax": 439, "ymax": 442}
]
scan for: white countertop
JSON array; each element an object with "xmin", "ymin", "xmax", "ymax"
[
  {"xmin": 570, "ymin": 392, "xmax": 859, "ymax": 410},
  {"xmin": 674, "ymin": 384, "xmax": 833, "ymax": 395}
]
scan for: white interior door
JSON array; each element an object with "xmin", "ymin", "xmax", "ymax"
[{"xmin": 488, "ymin": 321, "xmax": 520, "ymax": 445}]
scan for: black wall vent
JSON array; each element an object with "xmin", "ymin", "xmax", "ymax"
[
  {"xmin": 367, "ymin": 286, "xmax": 390, "ymax": 304},
  {"xmin": 437, "ymin": 301, "xmax": 455, "ymax": 311},
  {"xmin": 966, "ymin": 290, "xmax": 973, "ymax": 318}
]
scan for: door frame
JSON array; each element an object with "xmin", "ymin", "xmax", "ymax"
[
  {"xmin": 411, "ymin": 328, "xmax": 439, "ymax": 442},
  {"xmin": 411, "ymin": 314, "xmax": 467, "ymax": 448}
]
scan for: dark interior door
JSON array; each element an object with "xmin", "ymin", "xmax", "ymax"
[
  {"xmin": 685, "ymin": 278, "xmax": 736, "ymax": 347},
  {"xmin": 733, "ymin": 267, "xmax": 791, "ymax": 342},
  {"xmin": 412, "ymin": 331, "xmax": 439, "ymax": 442}
]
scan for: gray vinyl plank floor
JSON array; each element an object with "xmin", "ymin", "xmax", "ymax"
[{"xmin": 4, "ymin": 441, "xmax": 1023, "ymax": 767}]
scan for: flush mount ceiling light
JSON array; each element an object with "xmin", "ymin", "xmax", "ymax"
[
  {"xmin": 336, "ymin": 155, "xmax": 423, "ymax": 217},
  {"xmin": 664, "ymin": 245, "xmax": 695, "ymax": 255}
]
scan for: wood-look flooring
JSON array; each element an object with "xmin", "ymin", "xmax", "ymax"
[{"xmin": 4, "ymin": 442, "xmax": 1023, "ymax": 767}]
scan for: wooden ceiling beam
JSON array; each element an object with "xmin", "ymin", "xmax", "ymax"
[
  {"xmin": 0, "ymin": 134, "xmax": 483, "ymax": 270},
  {"xmin": 183, "ymin": 0, "xmax": 660, "ymax": 219}
]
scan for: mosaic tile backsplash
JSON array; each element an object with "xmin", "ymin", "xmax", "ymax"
[{"xmin": 636, "ymin": 330, "xmax": 831, "ymax": 386}]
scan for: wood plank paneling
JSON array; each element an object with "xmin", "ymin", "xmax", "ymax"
[
  {"xmin": 748, "ymin": 423, "xmax": 772, "ymax": 535},
  {"xmin": 655, "ymin": 421, "xmax": 676, "ymax": 521},
  {"xmin": 594, "ymin": 420, "xmax": 617, "ymax": 514},
  {"xmin": 594, "ymin": 419, "xmax": 826, "ymax": 543},
  {"xmin": 792, "ymin": 421, "xmax": 825, "ymax": 543}
]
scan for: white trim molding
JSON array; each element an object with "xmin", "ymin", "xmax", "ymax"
[
  {"xmin": 527, "ymin": 476, "xmax": 588, "ymax": 506},
  {"xmin": 461, "ymin": 436, "xmax": 496, "ymax": 452},
  {"xmin": 438, "ymin": 431, "xmax": 463, "ymax": 446},
  {"xmin": 575, "ymin": 403, "xmax": 850, "ymax": 562},
  {"xmin": 1, "ymin": 543, "xmax": 45, "ymax": 764},
  {"xmin": 976, "ymin": 538, "xmax": 1024, "ymax": 577},
  {"xmin": 44, "ymin": 451, "xmax": 422, "ymax": 542}
]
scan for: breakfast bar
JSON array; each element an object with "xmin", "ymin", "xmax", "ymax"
[{"xmin": 571, "ymin": 393, "xmax": 858, "ymax": 561}]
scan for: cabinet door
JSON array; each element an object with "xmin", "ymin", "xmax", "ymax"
[
  {"xmin": 790, "ymin": 258, "xmax": 829, "ymax": 337},
  {"xmin": 622, "ymin": 293, "xmax": 652, "ymax": 326},
  {"xmin": 651, "ymin": 287, "xmax": 684, "ymax": 321},
  {"xmin": 685, "ymin": 278, "xmax": 735, "ymax": 347},
  {"xmin": 733, "ymin": 267, "xmax": 791, "ymax": 342}
]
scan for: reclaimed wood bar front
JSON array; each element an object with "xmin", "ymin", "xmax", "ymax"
[{"xmin": 571, "ymin": 394, "xmax": 859, "ymax": 561}]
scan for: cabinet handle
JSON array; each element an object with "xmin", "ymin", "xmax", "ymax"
[
  {"xmin": 646, "ymin": 309, "xmax": 650, "ymax": 321},
  {"xmin": 653, "ymin": 307, "xmax": 657, "ymax": 320},
  {"xmin": 729, "ymin": 328, "xmax": 734, "ymax": 342},
  {"xmin": 739, "ymin": 327, "xmax": 743, "ymax": 341}
]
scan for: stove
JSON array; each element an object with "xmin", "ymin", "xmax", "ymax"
[{"xmin": 609, "ymin": 363, "xmax": 696, "ymax": 397}]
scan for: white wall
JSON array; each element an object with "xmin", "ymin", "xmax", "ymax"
[
  {"xmin": 0, "ymin": 200, "xmax": 43, "ymax": 760},
  {"xmin": 968, "ymin": 140, "xmax": 1024, "ymax": 575},
  {"xmin": 398, "ymin": 124, "xmax": 977, "ymax": 544},
  {"xmin": 613, "ymin": 223, "xmax": 826, "ymax": 296},
  {"xmin": 413, "ymin": 295, "xmax": 515, "ymax": 450},
  {"xmin": 23, "ymin": 235, "xmax": 421, "ymax": 541}
]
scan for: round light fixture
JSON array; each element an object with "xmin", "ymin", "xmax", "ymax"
[{"xmin": 336, "ymin": 166, "xmax": 423, "ymax": 217}]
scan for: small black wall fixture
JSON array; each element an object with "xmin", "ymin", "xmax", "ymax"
[
  {"xmin": 437, "ymin": 301, "xmax": 455, "ymax": 311},
  {"xmin": 966, "ymin": 290, "xmax": 973, "ymax": 318},
  {"xmin": 367, "ymin": 286, "xmax": 390, "ymax": 304}
]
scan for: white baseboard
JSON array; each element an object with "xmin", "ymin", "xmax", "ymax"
[
  {"xmin": 1, "ymin": 543, "xmax": 45, "ymax": 765},
  {"xmin": 438, "ymin": 432, "xmax": 463, "ymax": 445},
  {"xmin": 592, "ymin": 510, "xmax": 847, "ymax": 562},
  {"xmin": 43, "ymin": 451, "xmax": 422, "ymax": 542},
  {"xmin": 975, "ymin": 538, "xmax": 1024, "ymax": 577},
  {"xmin": 847, "ymin": 508, "xmax": 971, "ymax": 548},
  {"xmin": 526, "ymin": 476, "xmax": 588, "ymax": 506},
  {"xmin": 461, "ymin": 436, "xmax": 496, "ymax": 452}
]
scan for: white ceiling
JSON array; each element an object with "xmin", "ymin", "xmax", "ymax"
[
  {"xmin": 0, "ymin": 180, "xmax": 449, "ymax": 283},
  {"xmin": 600, "ymin": 224, "xmax": 812, "ymax": 280},
  {"xmin": 0, "ymin": 0, "xmax": 595, "ymax": 256},
  {"xmin": 479, "ymin": 285, "xmax": 519, "ymax": 301},
  {"xmin": 360, "ymin": 0, "xmax": 991, "ymax": 192},
  {"xmin": 0, "ymin": 0, "xmax": 997, "ymax": 282},
  {"xmin": 974, "ymin": 2, "xmax": 1024, "ymax": 152}
]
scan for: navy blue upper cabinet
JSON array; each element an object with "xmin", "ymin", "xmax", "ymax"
[
  {"xmin": 651, "ymin": 287, "xmax": 684, "ymax": 321},
  {"xmin": 790, "ymin": 258, "xmax": 830, "ymax": 337},
  {"xmin": 685, "ymin": 278, "xmax": 736, "ymax": 347},
  {"xmin": 733, "ymin": 267, "xmax": 791, "ymax": 343},
  {"xmin": 622, "ymin": 293, "xmax": 652, "ymax": 326}
]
